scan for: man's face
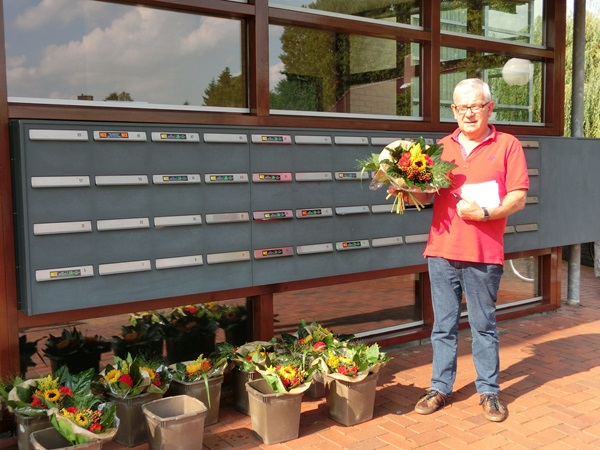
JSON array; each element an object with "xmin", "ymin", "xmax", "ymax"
[{"xmin": 452, "ymin": 87, "xmax": 494, "ymax": 139}]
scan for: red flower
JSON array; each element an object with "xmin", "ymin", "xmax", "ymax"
[
  {"xmin": 313, "ymin": 341, "xmax": 326, "ymax": 351},
  {"xmin": 119, "ymin": 374, "xmax": 134, "ymax": 387},
  {"xmin": 89, "ymin": 423, "xmax": 102, "ymax": 432},
  {"xmin": 153, "ymin": 378, "xmax": 162, "ymax": 387},
  {"xmin": 184, "ymin": 306, "xmax": 198, "ymax": 315},
  {"xmin": 397, "ymin": 153, "xmax": 411, "ymax": 169},
  {"xmin": 201, "ymin": 361, "xmax": 212, "ymax": 372},
  {"xmin": 65, "ymin": 406, "xmax": 78, "ymax": 414},
  {"xmin": 59, "ymin": 386, "xmax": 73, "ymax": 397},
  {"xmin": 30, "ymin": 396, "xmax": 44, "ymax": 407}
]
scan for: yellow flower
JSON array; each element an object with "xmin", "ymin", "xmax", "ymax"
[
  {"xmin": 105, "ymin": 369, "xmax": 121, "ymax": 384},
  {"xmin": 75, "ymin": 412, "xmax": 90, "ymax": 427},
  {"xmin": 327, "ymin": 353, "xmax": 340, "ymax": 369},
  {"xmin": 410, "ymin": 153, "xmax": 428, "ymax": 172},
  {"xmin": 186, "ymin": 363, "xmax": 201, "ymax": 374},
  {"xmin": 409, "ymin": 142, "xmax": 423, "ymax": 159},
  {"xmin": 36, "ymin": 375, "xmax": 59, "ymax": 391},
  {"xmin": 277, "ymin": 365, "xmax": 298, "ymax": 381},
  {"xmin": 139, "ymin": 366, "xmax": 156, "ymax": 380},
  {"xmin": 43, "ymin": 389, "xmax": 61, "ymax": 402}
]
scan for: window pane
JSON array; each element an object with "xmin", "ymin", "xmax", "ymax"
[
  {"xmin": 270, "ymin": 24, "xmax": 420, "ymax": 117},
  {"xmin": 441, "ymin": 0, "xmax": 544, "ymax": 45},
  {"xmin": 270, "ymin": 0, "xmax": 422, "ymax": 26},
  {"xmin": 274, "ymin": 275, "xmax": 422, "ymax": 337},
  {"xmin": 440, "ymin": 48, "xmax": 543, "ymax": 124},
  {"xmin": 4, "ymin": 0, "xmax": 246, "ymax": 108}
]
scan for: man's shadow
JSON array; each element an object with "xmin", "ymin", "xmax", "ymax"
[{"xmin": 451, "ymin": 334, "xmax": 600, "ymax": 404}]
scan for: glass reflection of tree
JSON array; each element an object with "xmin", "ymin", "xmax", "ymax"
[{"xmin": 270, "ymin": 0, "xmax": 418, "ymax": 114}]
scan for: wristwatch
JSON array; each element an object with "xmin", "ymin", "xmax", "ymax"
[{"xmin": 482, "ymin": 207, "xmax": 490, "ymax": 222}]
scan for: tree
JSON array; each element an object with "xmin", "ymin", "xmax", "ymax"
[
  {"xmin": 104, "ymin": 91, "xmax": 134, "ymax": 101},
  {"xmin": 202, "ymin": 67, "xmax": 245, "ymax": 107},
  {"xmin": 564, "ymin": 12, "xmax": 600, "ymax": 137}
]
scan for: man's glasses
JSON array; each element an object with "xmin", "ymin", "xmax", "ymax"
[{"xmin": 452, "ymin": 102, "xmax": 490, "ymax": 115}]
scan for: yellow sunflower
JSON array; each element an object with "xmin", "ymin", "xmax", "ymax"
[{"xmin": 105, "ymin": 369, "xmax": 121, "ymax": 384}]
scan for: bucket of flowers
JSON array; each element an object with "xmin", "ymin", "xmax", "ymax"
[
  {"xmin": 280, "ymin": 320, "xmax": 354, "ymax": 398},
  {"xmin": 247, "ymin": 352, "xmax": 316, "ymax": 444},
  {"xmin": 357, "ymin": 137, "xmax": 457, "ymax": 213},
  {"xmin": 220, "ymin": 341, "xmax": 275, "ymax": 415},
  {"xmin": 217, "ymin": 303, "xmax": 250, "ymax": 346},
  {"xmin": 158, "ymin": 304, "xmax": 218, "ymax": 364},
  {"xmin": 317, "ymin": 342, "xmax": 391, "ymax": 426},
  {"xmin": 42, "ymin": 327, "xmax": 111, "ymax": 374},
  {"xmin": 99, "ymin": 354, "xmax": 172, "ymax": 447},
  {"xmin": 112, "ymin": 311, "xmax": 164, "ymax": 360},
  {"xmin": 3, "ymin": 366, "xmax": 117, "ymax": 448},
  {"xmin": 168, "ymin": 352, "xmax": 229, "ymax": 426}
]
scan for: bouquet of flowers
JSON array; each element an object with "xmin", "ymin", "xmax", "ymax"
[
  {"xmin": 357, "ymin": 137, "xmax": 457, "ymax": 213},
  {"xmin": 100, "ymin": 354, "xmax": 172, "ymax": 398},
  {"xmin": 3, "ymin": 367, "xmax": 117, "ymax": 445},
  {"xmin": 227, "ymin": 341, "xmax": 274, "ymax": 373},
  {"xmin": 316, "ymin": 342, "xmax": 390, "ymax": 383},
  {"xmin": 255, "ymin": 352, "xmax": 316, "ymax": 395},
  {"xmin": 170, "ymin": 353, "xmax": 229, "ymax": 407},
  {"xmin": 112, "ymin": 311, "xmax": 164, "ymax": 359}
]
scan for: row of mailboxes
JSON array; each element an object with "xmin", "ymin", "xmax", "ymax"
[{"xmin": 10, "ymin": 120, "xmax": 541, "ymax": 315}]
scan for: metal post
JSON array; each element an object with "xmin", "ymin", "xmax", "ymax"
[{"xmin": 568, "ymin": 0, "xmax": 586, "ymax": 306}]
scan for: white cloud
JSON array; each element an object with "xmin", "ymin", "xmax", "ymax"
[
  {"xmin": 15, "ymin": 0, "xmax": 106, "ymax": 30},
  {"xmin": 7, "ymin": 5, "xmax": 242, "ymax": 104}
]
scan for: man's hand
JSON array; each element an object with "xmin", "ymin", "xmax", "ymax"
[{"xmin": 456, "ymin": 195, "xmax": 485, "ymax": 221}]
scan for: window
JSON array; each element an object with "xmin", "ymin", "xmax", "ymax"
[
  {"xmin": 441, "ymin": 0, "xmax": 544, "ymax": 45},
  {"xmin": 4, "ymin": 0, "xmax": 246, "ymax": 109},
  {"xmin": 270, "ymin": 0, "xmax": 422, "ymax": 26},
  {"xmin": 440, "ymin": 48, "xmax": 543, "ymax": 124},
  {"xmin": 269, "ymin": 24, "xmax": 420, "ymax": 118}
]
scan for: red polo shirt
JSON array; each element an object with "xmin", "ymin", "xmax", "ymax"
[{"xmin": 424, "ymin": 125, "xmax": 529, "ymax": 265}]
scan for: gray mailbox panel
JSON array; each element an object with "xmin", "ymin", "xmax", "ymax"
[{"xmin": 11, "ymin": 120, "xmax": 559, "ymax": 315}]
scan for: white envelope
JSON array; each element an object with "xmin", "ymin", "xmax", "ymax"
[{"xmin": 460, "ymin": 181, "xmax": 501, "ymax": 207}]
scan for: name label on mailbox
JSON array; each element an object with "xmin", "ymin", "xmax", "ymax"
[
  {"xmin": 296, "ymin": 208, "xmax": 333, "ymax": 219},
  {"xmin": 253, "ymin": 210, "xmax": 293, "ymax": 221},
  {"xmin": 336, "ymin": 240, "xmax": 370, "ymax": 251},
  {"xmin": 151, "ymin": 132, "xmax": 200, "ymax": 142},
  {"xmin": 36, "ymin": 265, "xmax": 94, "ymax": 282},
  {"xmin": 252, "ymin": 173, "xmax": 293, "ymax": 182},
  {"xmin": 156, "ymin": 255, "xmax": 203, "ymax": 269},
  {"xmin": 152, "ymin": 174, "xmax": 201, "ymax": 184},
  {"xmin": 251, "ymin": 134, "xmax": 292, "ymax": 144},
  {"xmin": 335, "ymin": 171, "xmax": 369, "ymax": 181},
  {"xmin": 94, "ymin": 131, "xmax": 147, "ymax": 141},
  {"xmin": 254, "ymin": 247, "xmax": 294, "ymax": 259},
  {"xmin": 205, "ymin": 212, "xmax": 250, "ymax": 224},
  {"xmin": 95, "ymin": 175, "xmax": 148, "ymax": 186},
  {"xmin": 34, "ymin": 221, "xmax": 93, "ymax": 236},
  {"xmin": 205, "ymin": 173, "xmax": 249, "ymax": 184},
  {"xmin": 31, "ymin": 176, "xmax": 90, "ymax": 188}
]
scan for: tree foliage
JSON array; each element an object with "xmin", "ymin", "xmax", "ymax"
[
  {"xmin": 202, "ymin": 67, "xmax": 245, "ymax": 107},
  {"xmin": 104, "ymin": 91, "xmax": 133, "ymax": 101},
  {"xmin": 564, "ymin": 12, "xmax": 600, "ymax": 137}
]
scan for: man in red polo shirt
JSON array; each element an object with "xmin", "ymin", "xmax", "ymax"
[{"xmin": 414, "ymin": 78, "xmax": 529, "ymax": 422}]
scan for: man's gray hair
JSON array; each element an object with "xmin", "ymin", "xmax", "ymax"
[{"xmin": 453, "ymin": 78, "xmax": 492, "ymax": 103}]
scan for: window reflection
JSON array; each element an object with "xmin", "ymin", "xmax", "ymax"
[
  {"xmin": 4, "ymin": 0, "xmax": 246, "ymax": 108},
  {"xmin": 270, "ymin": 25, "xmax": 420, "ymax": 117},
  {"xmin": 440, "ymin": 48, "xmax": 542, "ymax": 123},
  {"xmin": 441, "ymin": 0, "xmax": 543, "ymax": 45},
  {"xmin": 270, "ymin": 0, "xmax": 422, "ymax": 26}
]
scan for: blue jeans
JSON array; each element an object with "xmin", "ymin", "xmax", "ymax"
[{"xmin": 427, "ymin": 257, "xmax": 503, "ymax": 396}]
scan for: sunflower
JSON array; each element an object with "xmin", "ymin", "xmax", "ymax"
[
  {"xmin": 43, "ymin": 389, "xmax": 61, "ymax": 403},
  {"xmin": 105, "ymin": 369, "xmax": 121, "ymax": 384},
  {"xmin": 75, "ymin": 411, "xmax": 90, "ymax": 428},
  {"xmin": 139, "ymin": 366, "xmax": 156, "ymax": 380}
]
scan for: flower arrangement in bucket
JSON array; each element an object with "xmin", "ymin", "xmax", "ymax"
[
  {"xmin": 217, "ymin": 303, "xmax": 250, "ymax": 346},
  {"xmin": 112, "ymin": 311, "xmax": 164, "ymax": 359},
  {"xmin": 279, "ymin": 320, "xmax": 354, "ymax": 397},
  {"xmin": 255, "ymin": 351, "xmax": 317, "ymax": 395},
  {"xmin": 357, "ymin": 137, "xmax": 457, "ymax": 213},
  {"xmin": 43, "ymin": 327, "xmax": 111, "ymax": 374},
  {"xmin": 159, "ymin": 304, "xmax": 219, "ymax": 363},
  {"xmin": 169, "ymin": 353, "xmax": 228, "ymax": 409},
  {"xmin": 2, "ymin": 367, "xmax": 118, "ymax": 446},
  {"xmin": 100, "ymin": 354, "xmax": 172, "ymax": 399},
  {"xmin": 318, "ymin": 342, "xmax": 390, "ymax": 382}
]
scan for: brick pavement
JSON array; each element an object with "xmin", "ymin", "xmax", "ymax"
[{"xmin": 2, "ymin": 262, "xmax": 599, "ymax": 449}]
